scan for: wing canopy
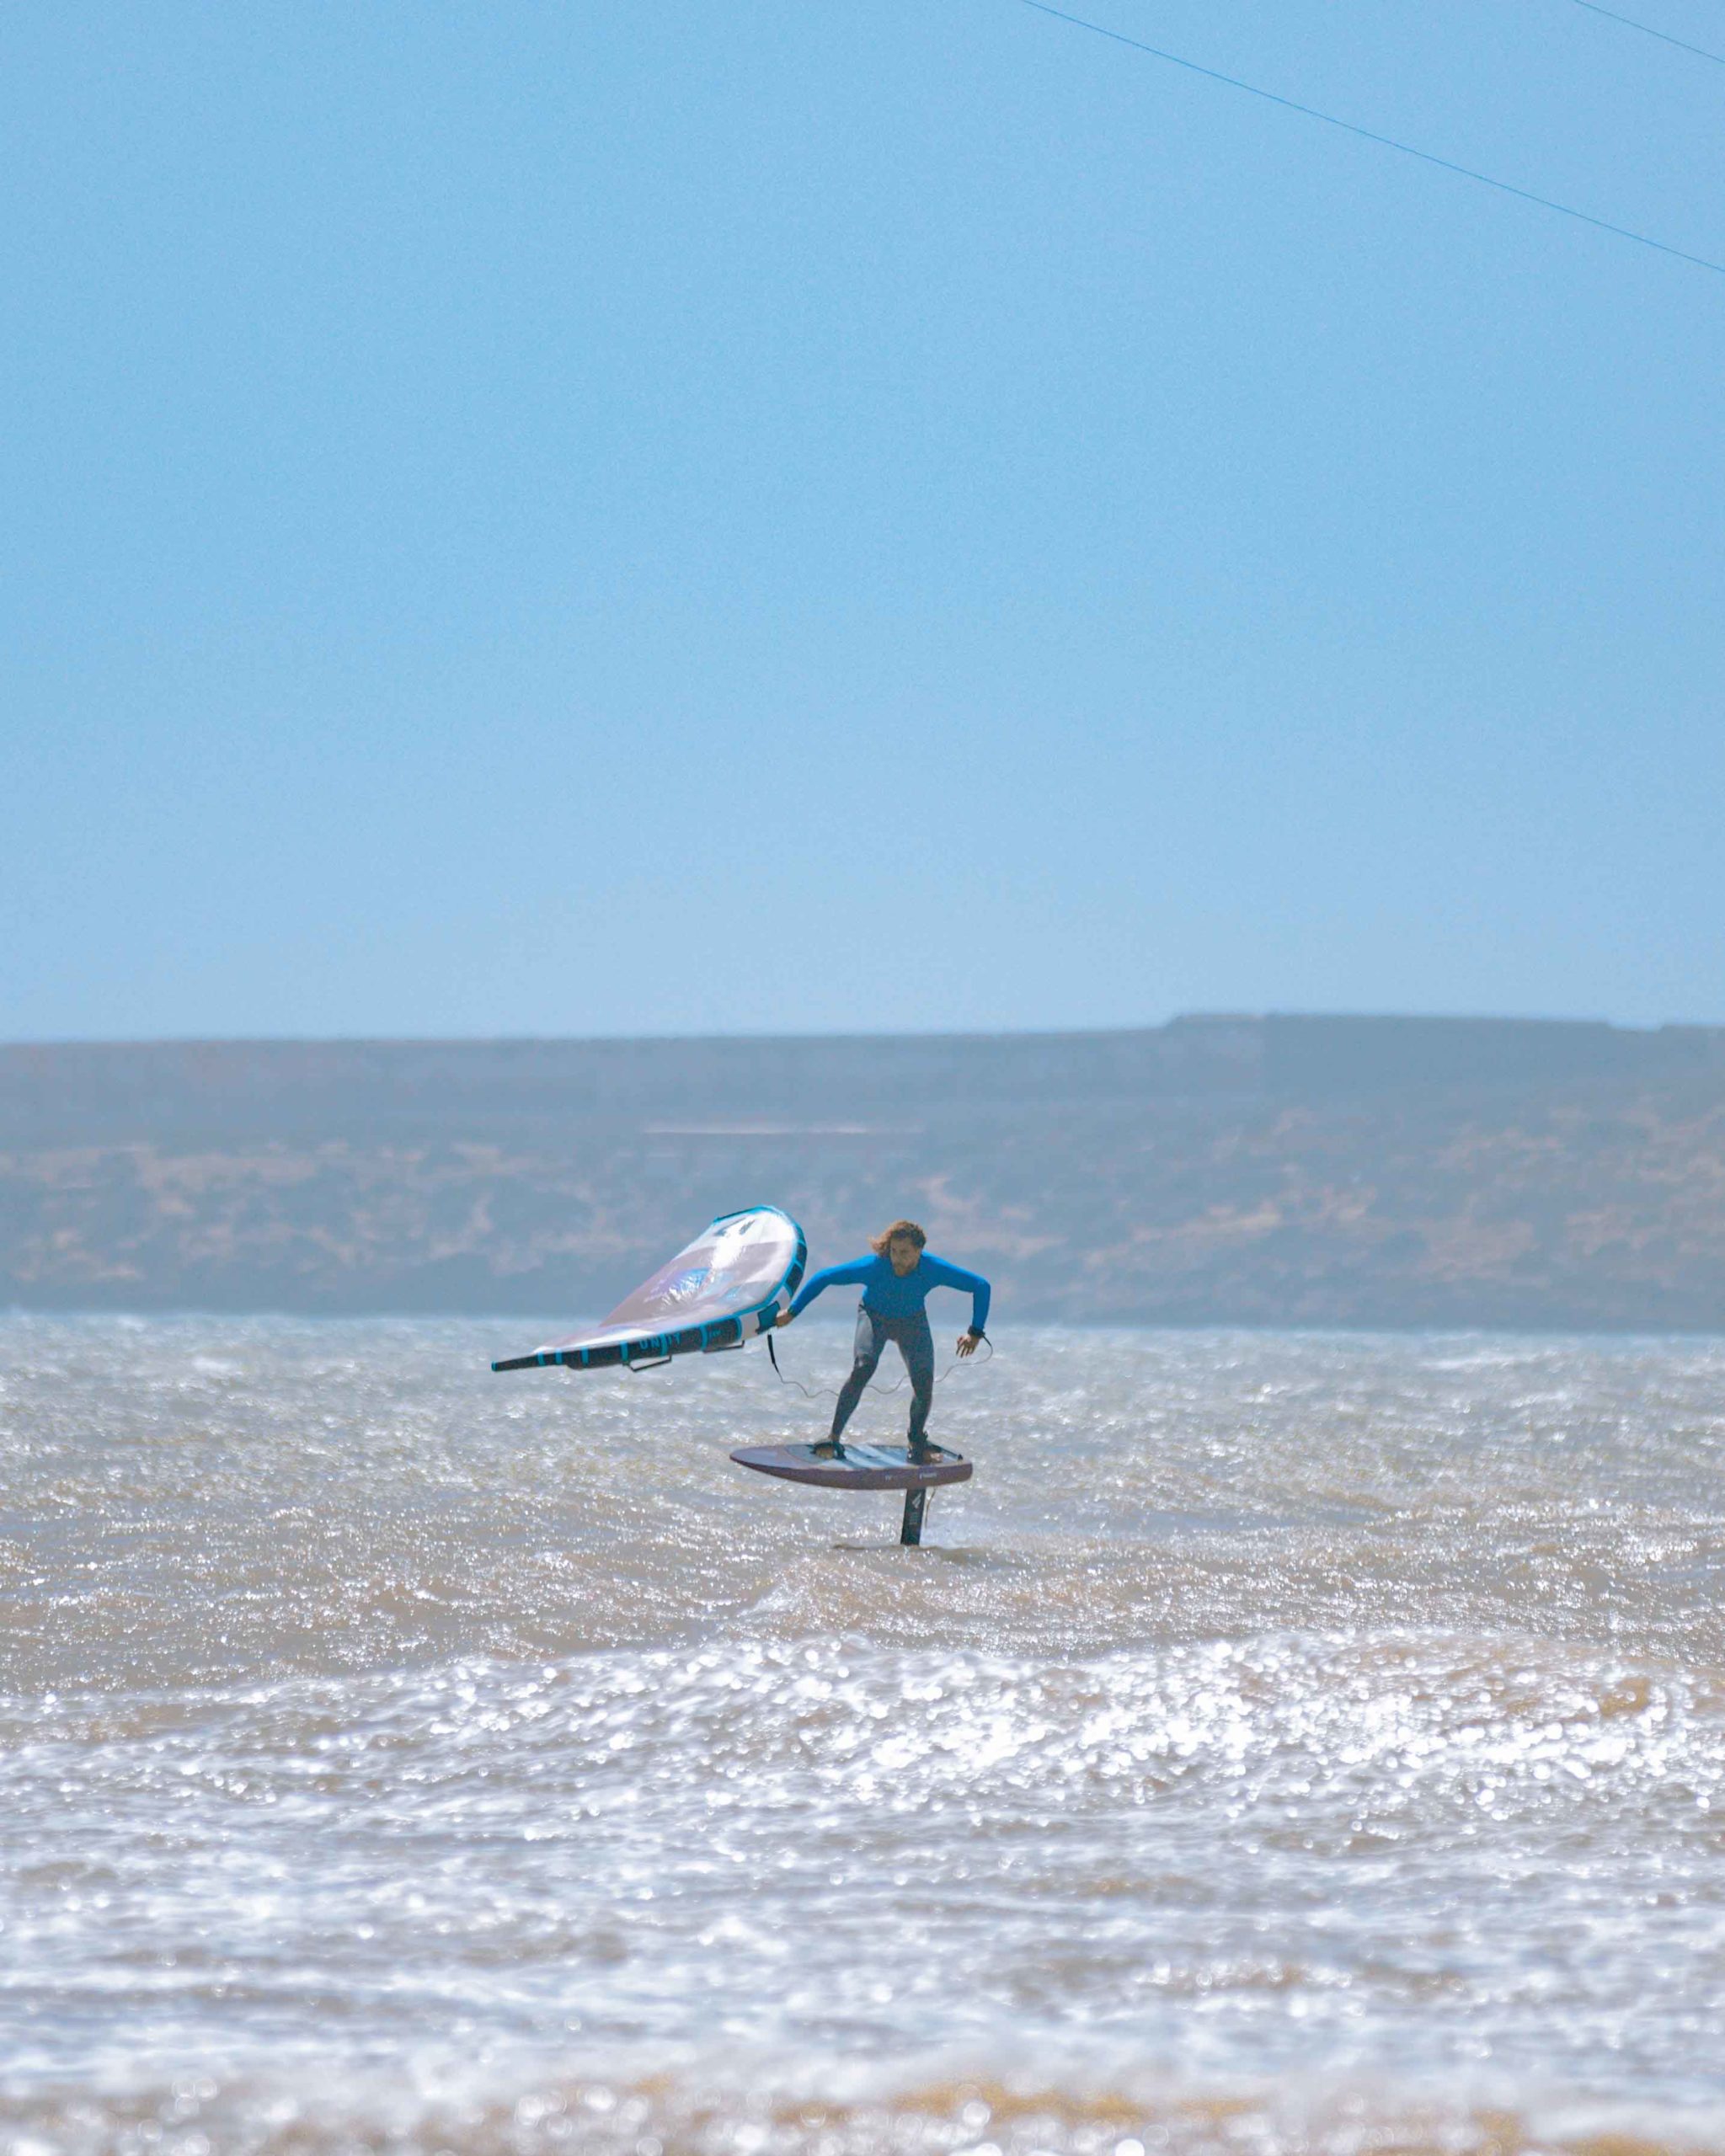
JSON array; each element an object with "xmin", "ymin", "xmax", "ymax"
[{"xmin": 492, "ymin": 1206, "xmax": 807, "ymax": 1372}]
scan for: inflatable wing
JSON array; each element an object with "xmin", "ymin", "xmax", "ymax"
[{"xmin": 491, "ymin": 1205, "xmax": 807, "ymax": 1373}]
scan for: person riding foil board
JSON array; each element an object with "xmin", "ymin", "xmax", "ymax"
[{"xmin": 774, "ymin": 1219, "xmax": 990, "ymax": 1463}]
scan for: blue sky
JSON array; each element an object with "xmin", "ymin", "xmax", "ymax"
[{"xmin": 3, "ymin": 0, "xmax": 1721, "ymax": 1041}]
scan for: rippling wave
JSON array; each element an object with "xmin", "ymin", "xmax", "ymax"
[{"xmin": 3, "ymin": 1317, "xmax": 1722, "ymax": 2152}]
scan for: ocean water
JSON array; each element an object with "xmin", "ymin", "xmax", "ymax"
[{"xmin": 2, "ymin": 1314, "xmax": 1724, "ymax": 2156}]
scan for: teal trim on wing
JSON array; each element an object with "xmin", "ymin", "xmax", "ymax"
[{"xmin": 491, "ymin": 1206, "xmax": 807, "ymax": 1374}]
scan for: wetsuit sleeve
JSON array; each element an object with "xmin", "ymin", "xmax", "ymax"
[
  {"xmin": 925, "ymin": 1258, "xmax": 991, "ymax": 1334},
  {"xmin": 788, "ymin": 1258, "xmax": 873, "ymax": 1319}
]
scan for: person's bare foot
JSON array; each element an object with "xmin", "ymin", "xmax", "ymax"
[{"xmin": 810, "ymin": 1438, "xmax": 846, "ymax": 1460}]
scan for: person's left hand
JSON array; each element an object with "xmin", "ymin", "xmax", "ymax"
[{"xmin": 956, "ymin": 1330, "xmax": 982, "ymax": 1358}]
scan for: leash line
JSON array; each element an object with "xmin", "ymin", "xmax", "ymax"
[{"xmin": 765, "ymin": 1328, "xmax": 994, "ymax": 1406}]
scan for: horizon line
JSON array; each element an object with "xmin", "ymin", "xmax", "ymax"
[{"xmin": 3, "ymin": 1010, "xmax": 1720, "ymax": 1054}]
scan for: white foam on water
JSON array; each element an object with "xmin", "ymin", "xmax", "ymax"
[{"xmin": 3, "ymin": 1317, "xmax": 1724, "ymax": 2145}]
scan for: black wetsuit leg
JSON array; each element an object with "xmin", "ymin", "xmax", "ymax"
[
  {"xmin": 830, "ymin": 1305, "xmax": 887, "ymax": 1440},
  {"xmin": 898, "ymin": 1312, "xmax": 936, "ymax": 1450},
  {"xmin": 830, "ymin": 1307, "xmax": 938, "ymax": 1453}
]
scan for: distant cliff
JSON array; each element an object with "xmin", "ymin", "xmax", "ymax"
[{"xmin": 3, "ymin": 1016, "xmax": 1723, "ymax": 1329}]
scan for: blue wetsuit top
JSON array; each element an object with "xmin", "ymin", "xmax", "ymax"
[{"xmin": 788, "ymin": 1252, "xmax": 991, "ymax": 1334}]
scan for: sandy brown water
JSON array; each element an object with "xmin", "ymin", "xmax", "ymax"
[{"xmin": 2, "ymin": 1315, "xmax": 1723, "ymax": 2155}]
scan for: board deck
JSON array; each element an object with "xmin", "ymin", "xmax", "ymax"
[{"xmin": 729, "ymin": 1441, "xmax": 972, "ymax": 1492}]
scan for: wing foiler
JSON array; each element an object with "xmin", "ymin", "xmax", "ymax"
[{"xmin": 491, "ymin": 1206, "xmax": 807, "ymax": 1374}]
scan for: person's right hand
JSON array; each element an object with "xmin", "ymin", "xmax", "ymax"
[{"xmin": 774, "ymin": 1310, "xmax": 794, "ymax": 1327}]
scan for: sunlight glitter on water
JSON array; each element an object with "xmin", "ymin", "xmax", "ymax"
[{"xmin": 2, "ymin": 1317, "xmax": 1724, "ymax": 2151}]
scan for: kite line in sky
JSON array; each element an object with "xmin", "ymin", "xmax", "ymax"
[{"xmin": 1015, "ymin": 0, "xmax": 1725, "ymax": 278}]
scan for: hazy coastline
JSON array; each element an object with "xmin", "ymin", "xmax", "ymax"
[{"xmin": 4, "ymin": 1015, "xmax": 1722, "ymax": 1331}]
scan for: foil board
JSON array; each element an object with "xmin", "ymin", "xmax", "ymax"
[{"xmin": 729, "ymin": 1441, "xmax": 971, "ymax": 1492}]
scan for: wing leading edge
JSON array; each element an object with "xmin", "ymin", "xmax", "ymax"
[{"xmin": 491, "ymin": 1205, "xmax": 807, "ymax": 1373}]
